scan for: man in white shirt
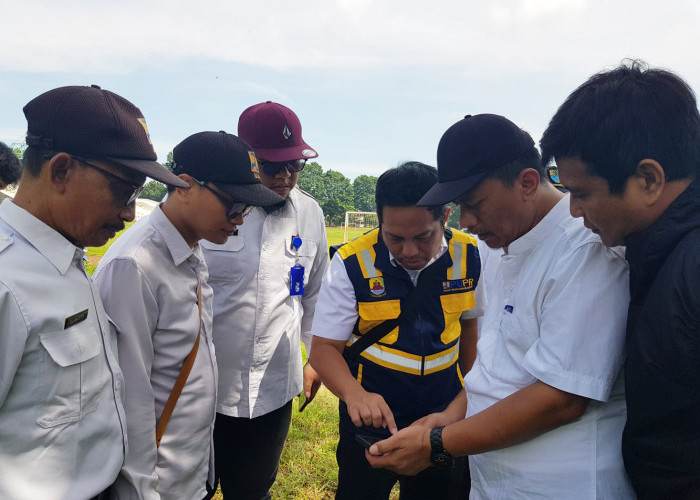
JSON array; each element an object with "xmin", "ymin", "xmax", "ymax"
[
  {"xmin": 201, "ymin": 102, "xmax": 329, "ymax": 499},
  {"xmin": 367, "ymin": 114, "xmax": 635, "ymax": 499},
  {"xmin": 94, "ymin": 131, "xmax": 283, "ymax": 500},
  {"xmin": 310, "ymin": 162, "xmax": 485, "ymax": 499},
  {"xmin": 0, "ymin": 84, "xmax": 187, "ymax": 500}
]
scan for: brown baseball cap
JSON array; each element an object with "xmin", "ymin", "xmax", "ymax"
[{"xmin": 23, "ymin": 85, "xmax": 188, "ymax": 188}]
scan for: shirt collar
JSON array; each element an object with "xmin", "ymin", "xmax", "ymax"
[
  {"xmin": 388, "ymin": 235, "xmax": 449, "ymax": 272},
  {"xmin": 149, "ymin": 204, "xmax": 197, "ymax": 266},
  {"xmin": 505, "ymin": 194, "xmax": 570, "ymax": 256},
  {"xmin": 0, "ymin": 199, "xmax": 82, "ymax": 275}
]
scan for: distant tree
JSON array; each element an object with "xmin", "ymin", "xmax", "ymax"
[
  {"xmin": 321, "ymin": 170, "xmax": 354, "ymax": 226},
  {"xmin": 163, "ymin": 151, "xmax": 174, "ymax": 171},
  {"xmin": 140, "ymin": 180, "xmax": 167, "ymax": 202},
  {"xmin": 446, "ymin": 202, "xmax": 461, "ymax": 229},
  {"xmin": 352, "ymin": 175, "xmax": 377, "ymax": 212},
  {"xmin": 297, "ymin": 161, "xmax": 325, "ymax": 201}
]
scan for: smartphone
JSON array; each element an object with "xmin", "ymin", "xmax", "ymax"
[
  {"xmin": 354, "ymin": 434, "xmax": 381, "ymax": 449},
  {"xmin": 298, "ymin": 392, "xmax": 312, "ymax": 412}
]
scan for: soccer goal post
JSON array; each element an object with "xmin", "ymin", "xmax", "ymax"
[{"xmin": 343, "ymin": 211, "xmax": 379, "ymax": 242}]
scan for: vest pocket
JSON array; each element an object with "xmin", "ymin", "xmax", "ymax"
[
  {"xmin": 358, "ymin": 300, "xmax": 401, "ymax": 344},
  {"xmin": 440, "ymin": 292, "xmax": 475, "ymax": 344},
  {"xmin": 37, "ymin": 322, "xmax": 105, "ymax": 427}
]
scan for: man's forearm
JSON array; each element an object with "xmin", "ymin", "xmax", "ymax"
[
  {"xmin": 309, "ymin": 336, "xmax": 362, "ymax": 402},
  {"xmin": 442, "ymin": 380, "xmax": 589, "ymax": 457}
]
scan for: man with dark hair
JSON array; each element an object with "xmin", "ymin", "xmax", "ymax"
[
  {"xmin": 366, "ymin": 115, "xmax": 634, "ymax": 499},
  {"xmin": 94, "ymin": 131, "xmax": 283, "ymax": 500},
  {"xmin": 202, "ymin": 102, "xmax": 328, "ymax": 499},
  {"xmin": 540, "ymin": 61, "xmax": 700, "ymax": 500},
  {"xmin": 0, "ymin": 84, "xmax": 187, "ymax": 499},
  {"xmin": 310, "ymin": 161, "xmax": 483, "ymax": 499},
  {"xmin": 0, "ymin": 141, "xmax": 21, "ymax": 190}
]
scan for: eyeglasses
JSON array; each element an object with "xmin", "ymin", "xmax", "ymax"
[
  {"xmin": 258, "ymin": 159, "xmax": 307, "ymax": 176},
  {"xmin": 193, "ymin": 179, "xmax": 254, "ymax": 219},
  {"xmin": 72, "ymin": 156, "xmax": 144, "ymax": 206}
]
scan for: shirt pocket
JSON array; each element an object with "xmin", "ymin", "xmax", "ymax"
[
  {"xmin": 440, "ymin": 292, "xmax": 475, "ymax": 344},
  {"xmin": 482, "ymin": 310, "xmax": 540, "ymax": 387},
  {"xmin": 202, "ymin": 235, "xmax": 245, "ymax": 281},
  {"xmin": 358, "ymin": 300, "xmax": 401, "ymax": 345},
  {"xmin": 37, "ymin": 322, "xmax": 106, "ymax": 427},
  {"xmin": 283, "ymin": 238, "xmax": 318, "ymax": 287}
]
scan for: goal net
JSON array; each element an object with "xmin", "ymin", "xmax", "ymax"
[{"xmin": 343, "ymin": 211, "xmax": 379, "ymax": 242}]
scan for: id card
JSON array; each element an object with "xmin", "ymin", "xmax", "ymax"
[{"xmin": 290, "ymin": 263, "xmax": 305, "ymax": 296}]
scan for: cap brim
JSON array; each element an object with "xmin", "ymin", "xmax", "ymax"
[
  {"xmin": 218, "ymin": 182, "xmax": 285, "ymax": 208},
  {"xmin": 106, "ymin": 157, "xmax": 189, "ymax": 188},
  {"xmin": 417, "ymin": 171, "xmax": 489, "ymax": 206},
  {"xmin": 253, "ymin": 143, "xmax": 318, "ymax": 162}
]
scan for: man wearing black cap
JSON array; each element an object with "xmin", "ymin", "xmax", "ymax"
[
  {"xmin": 94, "ymin": 131, "xmax": 283, "ymax": 500},
  {"xmin": 201, "ymin": 102, "xmax": 329, "ymax": 499},
  {"xmin": 366, "ymin": 114, "xmax": 635, "ymax": 499},
  {"xmin": 0, "ymin": 85, "xmax": 186, "ymax": 500}
]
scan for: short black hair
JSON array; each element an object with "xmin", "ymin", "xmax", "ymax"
[
  {"xmin": 0, "ymin": 142, "xmax": 22, "ymax": 185},
  {"xmin": 541, "ymin": 59, "xmax": 700, "ymax": 194},
  {"xmin": 376, "ymin": 161, "xmax": 446, "ymax": 224},
  {"xmin": 20, "ymin": 146, "xmax": 52, "ymax": 178},
  {"xmin": 482, "ymin": 144, "xmax": 545, "ymax": 187}
]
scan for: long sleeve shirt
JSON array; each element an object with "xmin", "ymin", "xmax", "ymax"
[
  {"xmin": 94, "ymin": 206, "xmax": 217, "ymax": 500},
  {"xmin": 202, "ymin": 187, "xmax": 329, "ymax": 418},
  {"xmin": 0, "ymin": 199, "xmax": 127, "ymax": 500}
]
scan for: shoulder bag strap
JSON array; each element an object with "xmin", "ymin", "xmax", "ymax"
[
  {"xmin": 343, "ymin": 263, "xmax": 440, "ymax": 364},
  {"xmin": 155, "ymin": 281, "xmax": 202, "ymax": 447}
]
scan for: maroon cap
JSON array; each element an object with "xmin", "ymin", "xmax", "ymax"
[
  {"xmin": 23, "ymin": 85, "xmax": 187, "ymax": 188},
  {"xmin": 238, "ymin": 101, "xmax": 318, "ymax": 162}
]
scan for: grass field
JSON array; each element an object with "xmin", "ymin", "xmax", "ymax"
[{"xmin": 87, "ymin": 224, "xmax": 394, "ymax": 499}]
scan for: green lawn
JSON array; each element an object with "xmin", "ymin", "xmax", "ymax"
[{"xmin": 87, "ymin": 224, "xmax": 390, "ymax": 499}]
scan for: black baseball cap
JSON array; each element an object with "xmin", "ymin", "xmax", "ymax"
[
  {"xmin": 417, "ymin": 114, "xmax": 535, "ymax": 205},
  {"xmin": 23, "ymin": 85, "xmax": 187, "ymax": 188},
  {"xmin": 172, "ymin": 131, "xmax": 285, "ymax": 207},
  {"xmin": 238, "ymin": 101, "xmax": 318, "ymax": 162}
]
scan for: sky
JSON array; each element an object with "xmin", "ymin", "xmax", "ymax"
[{"xmin": 1, "ymin": 0, "xmax": 698, "ymax": 180}]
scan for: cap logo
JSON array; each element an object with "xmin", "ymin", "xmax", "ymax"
[
  {"xmin": 283, "ymin": 124, "xmax": 292, "ymax": 140},
  {"xmin": 137, "ymin": 118, "xmax": 153, "ymax": 145},
  {"xmin": 249, "ymin": 151, "xmax": 261, "ymax": 179}
]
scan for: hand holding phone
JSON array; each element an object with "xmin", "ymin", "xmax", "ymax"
[{"xmin": 354, "ymin": 434, "xmax": 381, "ymax": 449}]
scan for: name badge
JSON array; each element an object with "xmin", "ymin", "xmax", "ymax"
[
  {"xmin": 290, "ymin": 264, "xmax": 305, "ymax": 296},
  {"xmin": 64, "ymin": 309, "xmax": 89, "ymax": 329}
]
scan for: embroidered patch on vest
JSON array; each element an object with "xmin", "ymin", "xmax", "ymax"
[
  {"xmin": 442, "ymin": 278, "xmax": 476, "ymax": 293},
  {"xmin": 369, "ymin": 277, "xmax": 386, "ymax": 297}
]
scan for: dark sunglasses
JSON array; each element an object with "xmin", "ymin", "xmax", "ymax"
[
  {"xmin": 193, "ymin": 179, "xmax": 254, "ymax": 219},
  {"xmin": 258, "ymin": 159, "xmax": 307, "ymax": 176},
  {"xmin": 72, "ymin": 156, "xmax": 144, "ymax": 206}
]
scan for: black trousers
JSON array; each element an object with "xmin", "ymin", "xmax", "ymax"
[
  {"xmin": 335, "ymin": 427, "xmax": 469, "ymax": 500},
  {"xmin": 205, "ymin": 400, "xmax": 293, "ymax": 500}
]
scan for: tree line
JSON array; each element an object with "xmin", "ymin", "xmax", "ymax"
[{"xmin": 140, "ymin": 158, "xmax": 460, "ymax": 228}]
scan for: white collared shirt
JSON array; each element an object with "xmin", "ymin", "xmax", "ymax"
[
  {"xmin": 312, "ymin": 233, "xmax": 485, "ymax": 343},
  {"xmin": 0, "ymin": 199, "xmax": 127, "ymax": 500},
  {"xmin": 201, "ymin": 187, "xmax": 329, "ymax": 418},
  {"xmin": 94, "ymin": 206, "xmax": 218, "ymax": 500},
  {"xmin": 465, "ymin": 195, "xmax": 635, "ymax": 499}
]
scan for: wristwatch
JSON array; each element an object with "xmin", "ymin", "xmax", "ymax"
[{"xmin": 429, "ymin": 426, "xmax": 454, "ymax": 468}]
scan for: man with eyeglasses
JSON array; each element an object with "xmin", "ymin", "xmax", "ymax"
[
  {"xmin": 94, "ymin": 131, "xmax": 283, "ymax": 500},
  {"xmin": 0, "ymin": 84, "xmax": 187, "ymax": 500},
  {"xmin": 202, "ymin": 102, "xmax": 329, "ymax": 499}
]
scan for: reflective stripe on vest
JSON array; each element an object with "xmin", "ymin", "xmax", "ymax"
[{"xmin": 348, "ymin": 334, "xmax": 460, "ymax": 375}]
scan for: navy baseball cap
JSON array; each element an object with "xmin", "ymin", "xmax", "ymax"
[
  {"xmin": 238, "ymin": 101, "xmax": 318, "ymax": 162},
  {"xmin": 418, "ymin": 114, "xmax": 535, "ymax": 205},
  {"xmin": 23, "ymin": 85, "xmax": 188, "ymax": 188},
  {"xmin": 171, "ymin": 131, "xmax": 284, "ymax": 207}
]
